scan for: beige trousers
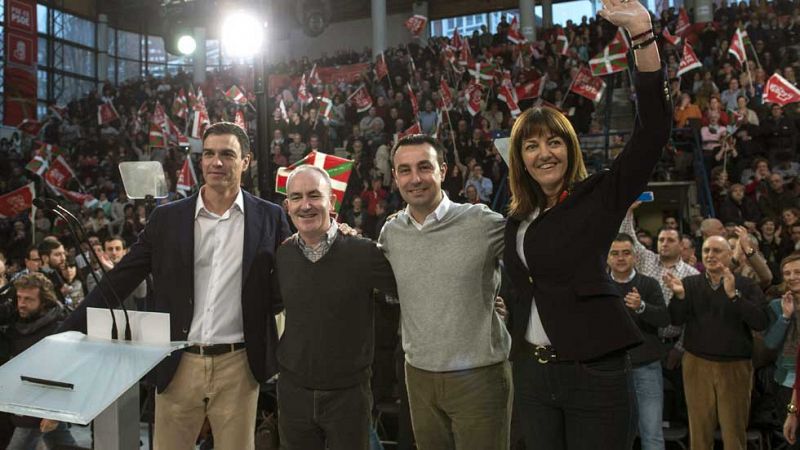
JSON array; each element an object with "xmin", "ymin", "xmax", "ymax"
[{"xmin": 154, "ymin": 349, "xmax": 259, "ymax": 450}]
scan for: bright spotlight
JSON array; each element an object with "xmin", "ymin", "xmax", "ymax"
[
  {"xmin": 177, "ymin": 35, "xmax": 196, "ymax": 55},
  {"xmin": 221, "ymin": 11, "xmax": 264, "ymax": 58}
]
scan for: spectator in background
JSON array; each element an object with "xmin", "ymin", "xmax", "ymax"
[
  {"xmin": 4, "ymin": 273, "xmax": 75, "ymax": 450},
  {"xmin": 343, "ymin": 197, "xmax": 368, "ymax": 235},
  {"xmin": 681, "ymin": 234, "xmax": 702, "ymax": 271},
  {"xmin": 702, "ymin": 96, "xmax": 730, "ymax": 127},
  {"xmin": 60, "ymin": 259, "xmax": 84, "ymax": 306},
  {"xmin": 762, "ymin": 104, "xmax": 798, "ymax": 166},
  {"xmin": 11, "ymin": 246, "xmax": 41, "ymax": 281},
  {"xmin": 37, "ymin": 239, "xmax": 69, "ymax": 307},
  {"xmin": 418, "ymin": 101, "xmax": 438, "ymax": 135},
  {"xmin": 760, "ymin": 173, "xmax": 797, "ymax": 219},
  {"xmin": 464, "ymin": 164, "xmax": 493, "ymax": 204},
  {"xmin": 729, "ymin": 226, "xmax": 774, "ymax": 289},
  {"xmin": 767, "ymin": 254, "xmax": 800, "ymax": 448},
  {"xmin": 607, "ymin": 233, "xmax": 670, "ymax": 450},
  {"xmin": 720, "ymin": 78, "xmax": 746, "ymax": 112},
  {"xmin": 288, "ymin": 133, "xmax": 308, "ymax": 165},
  {"xmin": 732, "ymin": 95, "xmax": 759, "ymax": 128},
  {"xmin": 674, "ymin": 92, "xmax": 703, "ymax": 128},
  {"xmin": 360, "ymin": 177, "xmax": 388, "ymax": 238},
  {"xmin": 86, "ymin": 208, "xmax": 112, "ymax": 242},
  {"xmin": 665, "ymin": 236, "xmax": 768, "ymax": 450},
  {"xmin": 719, "ymin": 183, "xmax": 761, "ymax": 226}
]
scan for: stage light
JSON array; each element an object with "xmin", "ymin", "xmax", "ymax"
[
  {"xmin": 177, "ymin": 35, "xmax": 196, "ymax": 55},
  {"xmin": 221, "ymin": 11, "xmax": 264, "ymax": 58}
]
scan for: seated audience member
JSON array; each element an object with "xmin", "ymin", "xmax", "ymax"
[
  {"xmin": 674, "ymin": 92, "xmax": 703, "ymax": 128},
  {"xmin": 3, "ymin": 273, "xmax": 76, "ymax": 450}
]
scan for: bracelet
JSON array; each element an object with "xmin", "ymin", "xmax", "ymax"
[
  {"xmin": 631, "ymin": 32, "xmax": 655, "ymax": 45},
  {"xmin": 631, "ymin": 36, "xmax": 658, "ymax": 51},
  {"xmin": 629, "ymin": 28, "xmax": 654, "ymax": 41}
]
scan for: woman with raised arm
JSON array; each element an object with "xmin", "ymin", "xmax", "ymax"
[{"xmin": 503, "ymin": 0, "xmax": 671, "ymax": 448}]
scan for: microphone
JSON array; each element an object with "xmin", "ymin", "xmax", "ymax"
[
  {"xmin": 36, "ymin": 198, "xmax": 131, "ymax": 340},
  {"xmin": 44, "ymin": 198, "xmax": 133, "ymax": 341}
]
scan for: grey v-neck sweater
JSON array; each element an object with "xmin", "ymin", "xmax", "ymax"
[{"xmin": 378, "ymin": 201, "xmax": 510, "ymax": 372}]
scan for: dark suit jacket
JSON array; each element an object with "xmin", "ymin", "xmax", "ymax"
[
  {"xmin": 60, "ymin": 190, "xmax": 290, "ymax": 392},
  {"xmin": 504, "ymin": 70, "xmax": 673, "ymax": 362}
]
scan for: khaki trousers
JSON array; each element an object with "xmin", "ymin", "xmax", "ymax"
[
  {"xmin": 682, "ymin": 351, "xmax": 753, "ymax": 450},
  {"xmin": 405, "ymin": 360, "xmax": 512, "ymax": 450},
  {"xmin": 154, "ymin": 349, "xmax": 259, "ymax": 450}
]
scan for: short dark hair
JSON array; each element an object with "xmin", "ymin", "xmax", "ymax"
[
  {"xmin": 104, "ymin": 235, "xmax": 127, "ymax": 249},
  {"xmin": 390, "ymin": 134, "xmax": 445, "ymax": 167},
  {"xmin": 202, "ymin": 122, "xmax": 250, "ymax": 155},
  {"xmin": 613, "ymin": 233, "xmax": 636, "ymax": 245},
  {"xmin": 25, "ymin": 245, "xmax": 39, "ymax": 260},
  {"xmin": 37, "ymin": 239, "xmax": 63, "ymax": 258}
]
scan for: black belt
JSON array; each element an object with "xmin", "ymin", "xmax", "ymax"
[
  {"xmin": 521, "ymin": 341, "xmax": 560, "ymax": 364},
  {"xmin": 185, "ymin": 343, "xmax": 245, "ymax": 356}
]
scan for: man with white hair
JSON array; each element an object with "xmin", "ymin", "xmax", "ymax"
[
  {"xmin": 664, "ymin": 236, "xmax": 768, "ymax": 450},
  {"xmin": 275, "ymin": 165, "xmax": 396, "ymax": 450}
]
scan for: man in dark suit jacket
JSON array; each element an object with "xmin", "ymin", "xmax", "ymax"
[{"xmin": 60, "ymin": 122, "xmax": 290, "ymax": 450}]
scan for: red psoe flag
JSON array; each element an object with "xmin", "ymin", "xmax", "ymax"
[
  {"xmin": 677, "ymin": 43, "xmax": 702, "ymax": 77},
  {"xmin": 0, "ymin": 183, "xmax": 34, "ymax": 219},
  {"xmin": 763, "ymin": 73, "xmax": 800, "ymax": 106},
  {"xmin": 570, "ymin": 67, "xmax": 606, "ymax": 103},
  {"xmin": 348, "ymin": 86, "xmax": 373, "ymax": 113},
  {"xmin": 404, "ymin": 15, "xmax": 427, "ymax": 37}
]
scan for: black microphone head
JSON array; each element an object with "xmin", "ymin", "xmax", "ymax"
[
  {"xmin": 43, "ymin": 198, "xmax": 61, "ymax": 209},
  {"xmin": 32, "ymin": 198, "xmax": 47, "ymax": 209}
]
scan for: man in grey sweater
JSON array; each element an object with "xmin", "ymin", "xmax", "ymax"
[{"xmin": 378, "ymin": 135, "xmax": 511, "ymax": 450}]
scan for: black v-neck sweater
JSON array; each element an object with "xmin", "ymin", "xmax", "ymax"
[{"xmin": 276, "ymin": 234, "xmax": 396, "ymax": 389}]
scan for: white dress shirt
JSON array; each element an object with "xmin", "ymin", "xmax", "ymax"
[
  {"xmin": 516, "ymin": 210, "xmax": 552, "ymax": 346},
  {"xmin": 189, "ymin": 189, "xmax": 246, "ymax": 345},
  {"xmin": 405, "ymin": 194, "xmax": 452, "ymax": 230}
]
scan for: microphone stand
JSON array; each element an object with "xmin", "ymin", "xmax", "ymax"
[{"xmin": 44, "ymin": 198, "xmax": 132, "ymax": 340}]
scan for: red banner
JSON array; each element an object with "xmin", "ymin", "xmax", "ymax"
[
  {"xmin": 316, "ymin": 63, "xmax": 370, "ymax": 84},
  {"xmin": 4, "ymin": 0, "xmax": 37, "ymax": 126}
]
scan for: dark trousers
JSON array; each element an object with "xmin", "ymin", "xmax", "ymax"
[
  {"xmin": 512, "ymin": 350, "xmax": 635, "ymax": 450},
  {"xmin": 405, "ymin": 360, "xmax": 512, "ymax": 450},
  {"xmin": 277, "ymin": 376, "xmax": 372, "ymax": 450},
  {"xmin": 394, "ymin": 343, "xmax": 414, "ymax": 450}
]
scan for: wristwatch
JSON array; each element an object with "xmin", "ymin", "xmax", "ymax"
[
  {"xmin": 788, "ymin": 403, "xmax": 798, "ymax": 415},
  {"xmin": 744, "ymin": 247, "xmax": 756, "ymax": 258},
  {"xmin": 728, "ymin": 289, "xmax": 741, "ymax": 302}
]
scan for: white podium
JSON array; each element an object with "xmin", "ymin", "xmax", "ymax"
[{"xmin": 0, "ymin": 308, "xmax": 186, "ymax": 450}]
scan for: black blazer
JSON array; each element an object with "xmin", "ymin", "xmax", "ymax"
[
  {"xmin": 60, "ymin": 191, "xmax": 291, "ymax": 392},
  {"xmin": 504, "ymin": 70, "xmax": 673, "ymax": 362}
]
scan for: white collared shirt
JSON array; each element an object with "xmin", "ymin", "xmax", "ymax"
[
  {"xmin": 405, "ymin": 194, "xmax": 452, "ymax": 230},
  {"xmin": 611, "ymin": 269, "xmax": 637, "ymax": 284},
  {"xmin": 189, "ymin": 188, "xmax": 246, "ymax": 345},
  {"xmin": 516, "ymin": 210, "xmax": 552, "ymax": 346}
]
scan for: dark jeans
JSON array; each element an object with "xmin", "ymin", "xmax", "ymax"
[
  {"xmin": 512, "ymin": 350, "xmax": 635, "ymax": 450},
  {"xmin": 277, "ymin": 376, "xmax": 372, "ymax": 450}
]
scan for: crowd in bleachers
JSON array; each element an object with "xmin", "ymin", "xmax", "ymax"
[{"xmin": 2, "ymin": 0, "xmax": 800, "ymax": 447}]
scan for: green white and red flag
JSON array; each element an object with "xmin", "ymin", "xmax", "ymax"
[
  {"xmin": 275, "ymin": 151, "xmax": 354, "ymax": 212},
  {"xmin": 589, "ymin": 29, "xmax": 629, "ymax": 76}
]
